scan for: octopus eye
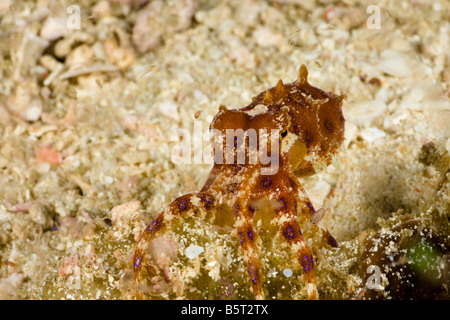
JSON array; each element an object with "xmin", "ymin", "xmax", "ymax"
[{"xmin": 280, "ymin": 130, "xmax": 288, "ymax": 138}]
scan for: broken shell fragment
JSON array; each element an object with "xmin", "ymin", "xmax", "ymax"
[
  {"xmin": 40, "ymin": 17, "xmax": 67, "ymax": 41},
  {"xmin": 104, "ymin": 39, "xmax": 135, "ymax": 70},
  {"xmin": 13, "ymin": 31, "xmax": 49, "ymax": 74},
  {"xmin": 6, "ymin": 78, "xmax": 43, "ymax": 122},
  {"xmin": 29, "ymin": 203, "xmax": 53, "ymax": 230}
]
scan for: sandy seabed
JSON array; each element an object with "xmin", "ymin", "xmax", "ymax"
[{"xmin": 0, "ymin": 0, "xmax": 449, "ymax": 299}]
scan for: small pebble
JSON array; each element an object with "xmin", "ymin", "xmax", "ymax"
[
  {"xmin": 40, "ymin": 17, "xmax": 67, "ymax": 41},
  {"xmin": 360, "ymin": 127, "xmax": 386, "ymax": 143},
  {"xmin": 377, "ymin": 49, "xmax": 416, "ymax": 78},
  {"xmin": 7, "ymin": 78, "xmax": 43, "ymax": 122},
  {"xmin": 28, "ymin": 203, "xmax": 52, "ymax": 229},
  {"xmin": 157, "ymin": 100, "xmax": 180, "ymax": 121},
  {"xmin": 184, "ymin": 244, "xmax": 204, "ymax": 259},
  {"xmin": 283, "ymin": 269, "xmax": 293, "ymax": 278}
]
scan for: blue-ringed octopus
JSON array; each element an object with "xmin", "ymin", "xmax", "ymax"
[{"xmin": 133, "ymin": 65, "xmax": 345, "ymax": 299}]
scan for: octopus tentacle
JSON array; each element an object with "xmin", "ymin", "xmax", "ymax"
[
  {"xmin": 132, "ymin": 65, "xmax": 345, "ymax": 299},
  {"xmin": 293, "ymin": 238, "xmax": 318, "ymax": 299},
  {"xmin": 289, "ymin": 176, "xmax": 338, "ymax": 247},
  {"xmin": 236, "ymin": 200, "xmax": 265, "ymax": 299},
  {"xmin": 133, "ymin": 192, "xmax": 212, "ymax": 298},
  {"xmin": 276, "ymin": 194, "xmax": 318, "ymax": 299}
]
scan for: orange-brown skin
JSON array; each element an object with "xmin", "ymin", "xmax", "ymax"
[{"xmin": 133, "ymin": 65, "xmax": 345, "ymax": 299}]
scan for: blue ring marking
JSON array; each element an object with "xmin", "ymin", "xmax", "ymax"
[
  {"xmin": 307, "ymin": 203, "xmax": 316, "ymax": 213},
  {"xmin": 302, "ymin": 256, "xmax": 311, "ymax": 271},
  {"xmin": 179, "ymin": 200, "xmax": 188, "ymax": 209},
  {"xmin": 280, "ymin": 199, "xmax": 286, "ymax": 209},
  {"xmin": 148, "ymin": 220, "xmax": 158, "ymax": 232},
  {"xmin": 284, "ymin": 227, "xmax": 294, "ymax": 238},
  {"xmin": 134, "ymin": 257, "xmax": 141, "ymax": 268},
  {"xmin": 325, "ymin": 120, "xmax": 333, "ymax": 132},
  {"xmin": 248, "ymin": 231, "xmax": 253, "ymax": 240},
  {"xmin": 262, "ymin": 178, "xmax": 272, "ymax": 187},
  {"xmin": 248, "ymin": 270, "xmax": 256, "ymax": 283},
  {"xmin": 228, "ymin": 184, "xmax": 237, "ymax": 193},
  {"xmin": 239, "ymin": 233, "xmax": 244, "ymax": 243},
  {"xmin": 306, "ymin": 131, "xmax": 313, "ymax": 142},
  {"xmin": 234, "ymin": 205, "xmax": 238, "ymax": 214},
  {"xmin": 249, "ymin": 204, "xmax": 256, "ymax": 212},
  {"xmin": 203, "ymin": 196, "xmax": 212, "ymax": 204}
]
